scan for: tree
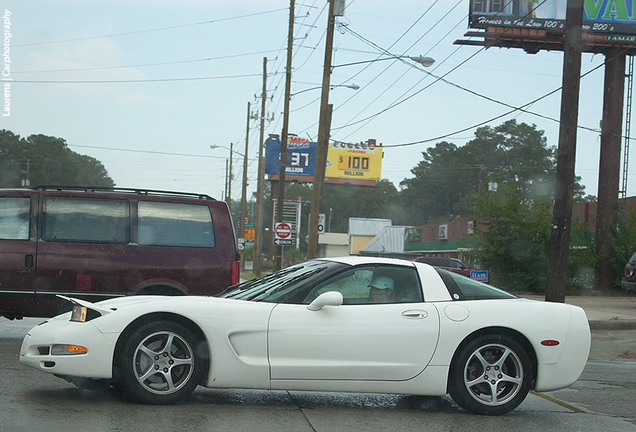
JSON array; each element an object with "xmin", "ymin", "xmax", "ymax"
[
  {"xmin": 467, "ymin": 182, "xmax": 553, "ymax": 292},
  {"xmin": 0, "ymin": 130, "xmax": 114, "ymax": 188},
  {"xmin": 399, "ymin": 120, "xmax": 587, "ymax": 224},
  {"xmin": 607, "ymin": 205, "xmax": 636, "ymax": 289},
  {"xmin": 399, "ymin": 141, "xmax": 470, "ymax": 224},
  {"xmin": 322, "ymin": 179, "xmax": 400, "ymax": 232},
  {"xmin": 0, "ymin": 130, "xmax": 22, "ymax": 186}
]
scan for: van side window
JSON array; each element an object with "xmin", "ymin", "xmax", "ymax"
[
  {"xmin": 43, "ymin": 198, "xmax": 129, "ymax": 243},
  {"xmin": 0, "ymin": 197, "xmax": 30, "ymax": 240},
  {"xmin": 138, "ymin": 202, "xmax": 215, "ymax": 248}
]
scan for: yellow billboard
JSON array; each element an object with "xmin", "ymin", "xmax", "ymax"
[{"xmin": 325, "ymin": 140, "xmax": 382, "ymax": 180}]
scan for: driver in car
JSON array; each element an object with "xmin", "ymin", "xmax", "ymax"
[{"xmin": 368, "ymin": 276, "xmax": 395, "ymax": 303}]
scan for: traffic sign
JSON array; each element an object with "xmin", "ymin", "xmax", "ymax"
[
  {"xmin": 274, "ymin": 239, "xmax": 293, "ymax": 246},
  {"xmin": 274, "ymin": 222, "xmax": 292, "ymax": 240},
  {"xmin": 318, "ymin": 213, "xmax": 326, "ymax": 234}
]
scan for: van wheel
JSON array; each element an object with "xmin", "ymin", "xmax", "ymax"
[
  {"xmin": 448, "ymin": 334, "xmax": 532, "ymax": 415},
  {"xmin": 117, "ymin": 320, "xmax": 205, "ymax": 404}
]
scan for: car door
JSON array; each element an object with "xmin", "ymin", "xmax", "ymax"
[{"xmin": 267, "ymin": 264, "xmax": 440, "ymax": 381}]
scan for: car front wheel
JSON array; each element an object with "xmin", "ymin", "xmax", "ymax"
[
  {"xmin": 448, "ymin": 334, "xmax": 532, "ymax": 415},
  {"xmin": 118, "ymin": 320, "xmax": 205, "ymax": 404}
]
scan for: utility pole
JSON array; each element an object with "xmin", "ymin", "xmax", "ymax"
[
  {"xmin": 240, "ymin": 101, "xmax": 250, "ymax": 240},
  {"xmin": 224, "ymin": 159, "xmax": 229, "ymax": 207},
  {"xmin": 228, "ymin": 142, "xmax": 233, "ymax": 213},
  {"xmin": 275, "ymin": 0, "xmax": 295, "ymax": 270},
  {"xmin": 545, "ymin": 0, "xmax": 583, "ymax": 303},
  {"xmin": 308, "ymin": 0, "xmax": 337, "ymax": 259},
  {"xmin": 254, "ymin": 57, "xmax": 267, "ymax": 277},
  {"xmin": 594, "ymin": 50, "xmax": 626, "ymax": 290}
]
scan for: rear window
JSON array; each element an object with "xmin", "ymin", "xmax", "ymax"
[
  {"xmin": 42, "ymin": 197, "xmax": 129, "ymax": 243},
  {"xmin": 437, "ymin": 269, "xmax": 516, "ymax": 300},
  {"xmin": 0, "ymin": 197, "xmax": 30, "ymax": 240},
  {"xmin": 138, "ymin": 201, "xmax": 215, "ymax": 247}
]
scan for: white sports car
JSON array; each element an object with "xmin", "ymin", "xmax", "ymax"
[{"xmin": 20, "ymin": 257, "xmax": 591, "ymax": 415}]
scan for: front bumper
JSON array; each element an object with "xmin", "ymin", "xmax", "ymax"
[
  {"xmin": 20, "ymin": 318, "xmax": 118, "ymax": 380},
  {"xmin": 622, "ymin": 278, "xmax": 636, "ymax": 293}
]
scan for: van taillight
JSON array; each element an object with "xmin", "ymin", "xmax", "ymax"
[{"xmin": 232, "ymin": 261, "xmax": 239, "ymax": 285}]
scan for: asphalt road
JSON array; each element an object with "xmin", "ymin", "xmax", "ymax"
[{"xmin": 1, "ymin": 318, "xmax": 636, "ymax": 432}]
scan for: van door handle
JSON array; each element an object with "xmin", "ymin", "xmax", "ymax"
[{"xmin": 25, "ymin": 255, "xmax": 34, "ymax": 269}]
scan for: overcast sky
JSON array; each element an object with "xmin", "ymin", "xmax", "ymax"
[{"xmin": 1, "ymin": 0, "xmax": 622, "ymax": 203}]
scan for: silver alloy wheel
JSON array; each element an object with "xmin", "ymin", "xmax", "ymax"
[
  {"xmin": 463, "ymin": 343, "xmax": 523, "ymax": 406},
  {"xmin": 132, "ymin": 330, "xmax": 195, "ymax": 395}
]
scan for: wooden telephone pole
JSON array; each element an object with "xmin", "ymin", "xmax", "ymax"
[
  {"xmin": 254, "ymin": 57, "xmax": 267, "ymax": 277},
  {"xmin": 545, "ymin": 0, "xmax": 583, "ymax": 303},
  {"xmin": 308, "ymin": 0, "xmax": 337, "ymax": 260},
  {"xmin": 274, "ymin": 0, "xmax": 295, "ymax": 270}
]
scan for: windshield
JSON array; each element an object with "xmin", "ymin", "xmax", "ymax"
[{"xmin": 219, "ymin": 260, "xmax": 346, "ymax": 303}]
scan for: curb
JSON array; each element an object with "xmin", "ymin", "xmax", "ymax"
[{"xmin": 588, "ymin": 320, "xmax": 636, "ymax": 331}]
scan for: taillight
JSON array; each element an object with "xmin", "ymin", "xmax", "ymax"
[{"xmin": 232, "ymin": 261, "xmax": 240, "ymax": 286}]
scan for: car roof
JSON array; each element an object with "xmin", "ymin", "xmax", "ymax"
[{"xmin": 318, "ymin": 256, "xmax": 417, "ymax": 267}]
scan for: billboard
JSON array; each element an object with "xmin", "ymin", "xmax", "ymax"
[
  {"xmin": 325, "ymin": 139, "xmax": 383, "ymax": 181},
  {"xmin": 266, "ymin": 136, "xmax": 383, "ymax": 182},
  {"xmin": 469, "ymin": 0, "xmax": 636, "ymax": 36},
  {"xmin": 265, "ymin": 136, "xmax": 317, "ymax": 177}
]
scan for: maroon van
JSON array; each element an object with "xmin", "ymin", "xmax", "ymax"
[
  {"xmin": 0, "ymin": 187, "xmax": 239, "ymax": 319},
  {"xmin": 411, "ymin": 256, "xmax": 477, "ymax": 277}
]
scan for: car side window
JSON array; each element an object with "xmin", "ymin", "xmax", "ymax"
[
  {"xmin": 0, "ymin": 197, "xmax": 30, "ymax": 240},
  {"xmin": 305, "ymin": 265, "xmax": 423, "ymax": 305},
  {"xmin": 138, "ymin": 201, "xmax": 215, "ymax": 248},
  {"xmin": 42, "ymin": 197, "xmax": 129, "ymax": 243}
]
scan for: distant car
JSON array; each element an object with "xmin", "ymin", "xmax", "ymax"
[
  {"xmin": 20, "ymin": 256, "xmax": 591, "ymax": 415},
  {"xmin": 0, "ymin": 186, "xmax": 239, "ymax": 319},
  {"xmin": 622, "ymin": 251, "xmax": 636, "ymax": 293},
  {"xmin": 411, "ymin": 256, "xmax": 477, "ymax": 277}
]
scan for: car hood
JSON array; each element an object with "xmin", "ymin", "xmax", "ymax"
[{"xmin": 93, "ymin": 294, "xmax": 225, "ymax": 310}]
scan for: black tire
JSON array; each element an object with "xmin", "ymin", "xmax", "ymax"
[
  {"xmin": 448, "ymin": 334, "xmax": 532, "ymax": 415},
  {"xmin": 117, "ymin": 320, "xmax": 205, "ymax": 404}
]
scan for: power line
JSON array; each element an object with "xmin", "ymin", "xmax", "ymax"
[
  {"xmin": 69, "ymin": 143, "xmax": 258, "ymax": 160},
  {"xmin": 12, "ymin": 8, "xmax": 289, "ymax": 48},
  {"xmin": 382, "ymin": 63, "xmax": 607, "ymax": 148},
  {"xmin": 11, "ymin": 73, "xmax": 265, "ymax": 84},
  {"xmin": 13, "ymin": 50, "xmax": 282, "ymax": 74}
]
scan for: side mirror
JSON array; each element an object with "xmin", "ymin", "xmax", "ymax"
[{"xmin": 307, "ymin": 291, "xmax": 343, "ymax": 311}]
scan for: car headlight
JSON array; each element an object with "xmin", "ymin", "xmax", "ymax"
[{"xmin": 51, "ymin": 344, "xmax": 88, "ymax": 355}]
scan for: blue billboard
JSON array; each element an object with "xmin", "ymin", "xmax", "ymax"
[
  {"xmin": 469, "ymin": 0, "xmax": 636, "ymax": 36},
  {"xmin": 265, "ymin": 136, "xmax": 317, "ymax": 177}
]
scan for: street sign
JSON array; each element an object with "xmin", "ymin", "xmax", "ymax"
[
  {"xmin": 318, "ymin": 213, "xmax": 326, "ymax": 234},
  {"xmin": 274, "ymin": 238, "xmax": 293, "ymax": 246},
  {"xmin": 274, "ymin": 222, "xmax": 292, "ymax": 240},
  {"xmin": 244, "ymin": 224, "xmax": 255, "ymax": 241},
  {"xmin": 470, "ymin": 270, "xmax": 488, "ymax": 282}
]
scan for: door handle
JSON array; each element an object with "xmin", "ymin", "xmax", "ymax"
[
  {"xmin": 402, "ymin": 310, "xmax": 428, "ymax": 320},
  {"xmin": 25, "ymin": 254, "xmax": 34, "ymax": 269}
]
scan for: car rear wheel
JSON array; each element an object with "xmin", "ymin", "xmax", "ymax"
[
  {"xmin": 448, "ymin": 334, "xmax": 532, "ymax": 415},
  {"xmin": 118, "ymin": 320, "xmax": 205, "ymax": 404}
]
